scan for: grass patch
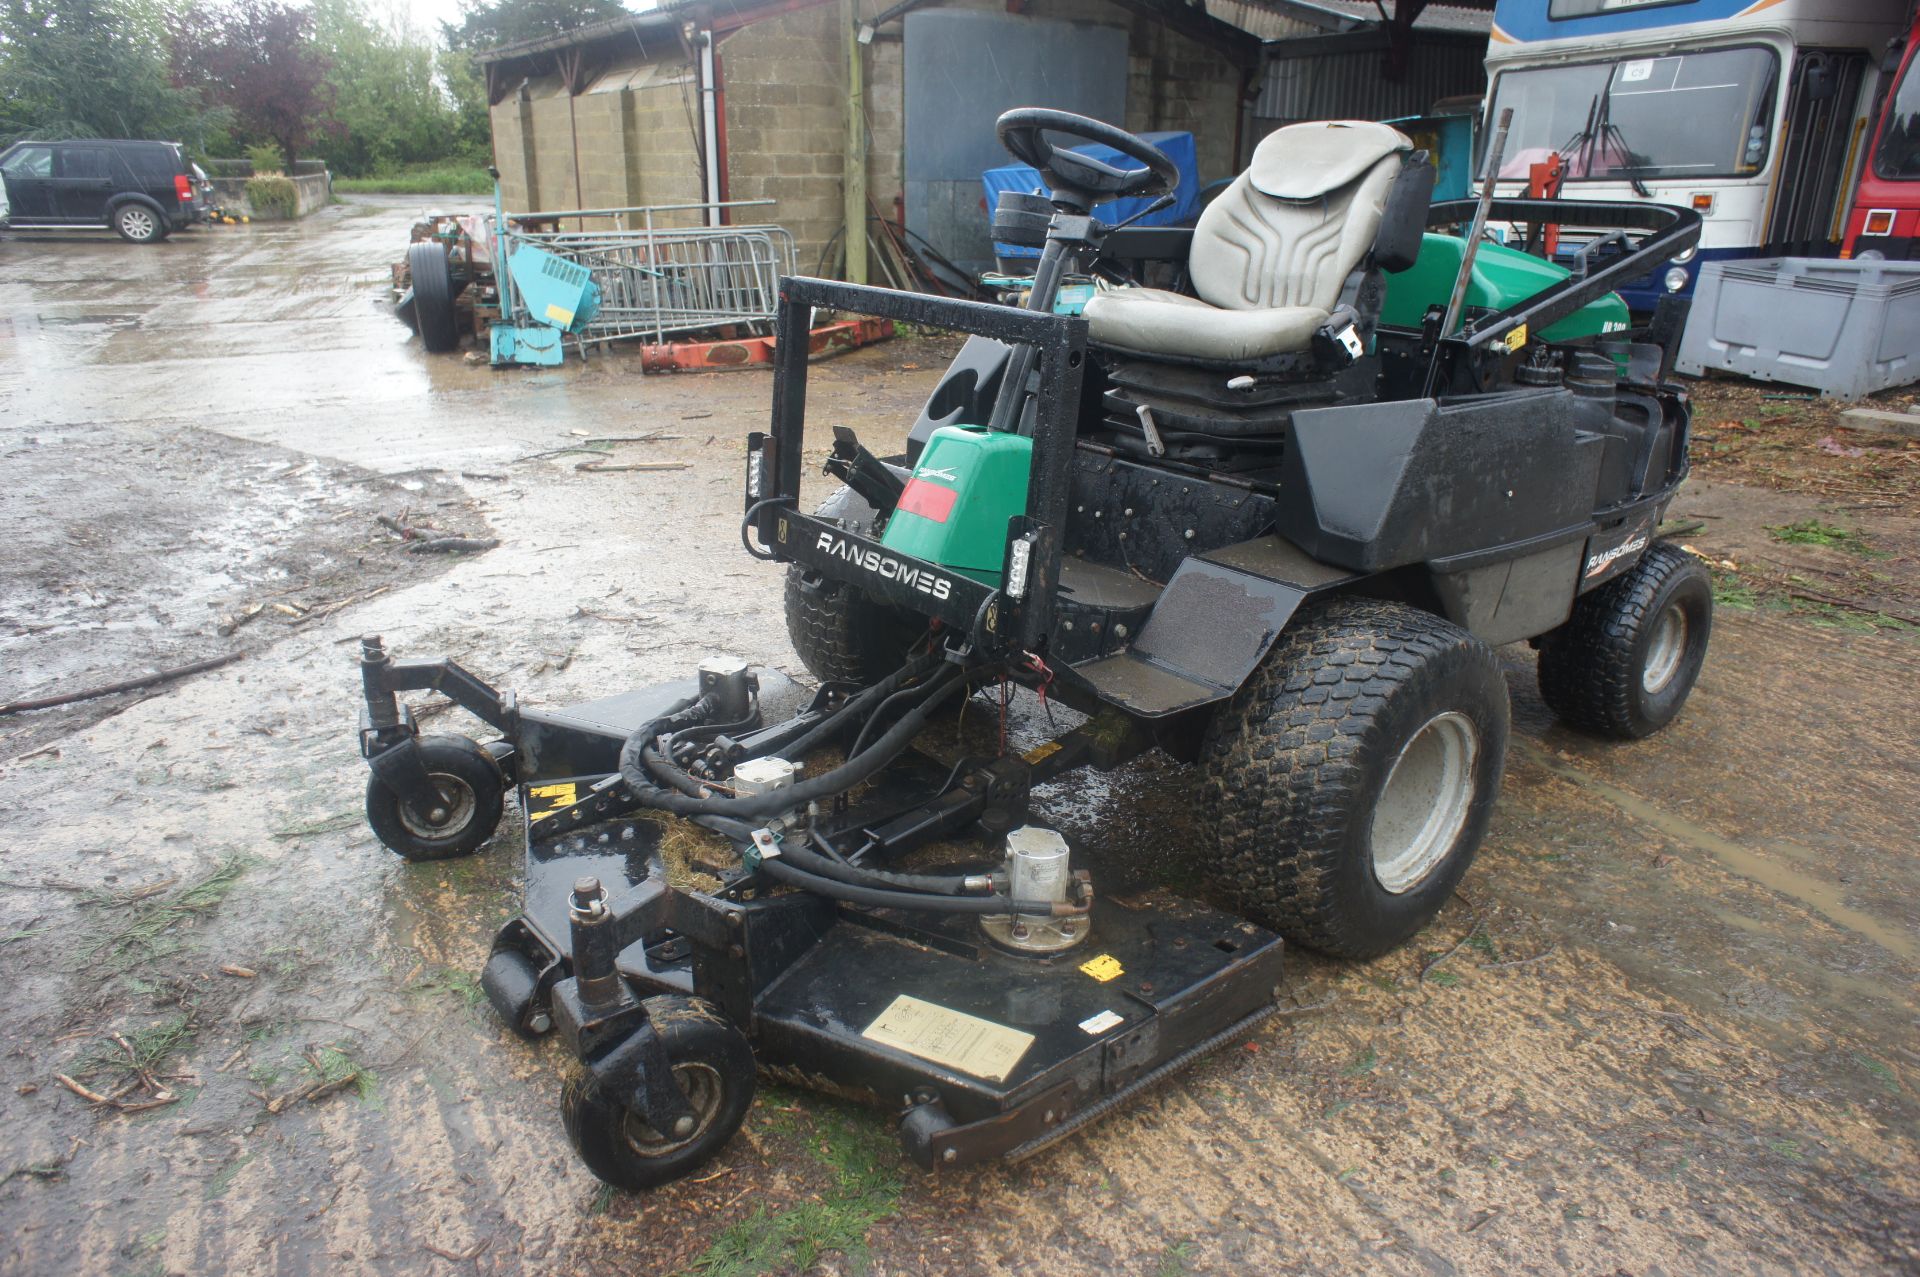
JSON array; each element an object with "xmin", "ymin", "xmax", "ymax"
[
  {"xmin": 688, "ymin": 1104, "xmax": 903, "ymax": 1277},
  {"xmin": 1710, "ymin": 568, "xmax": 1759, "ymax": 610},
  {"xmin": 246, "ymin": 175, "xmax": 299, "ymax": 219},
  {"xmin": 408, "ymin": 966, "xmax": 485, "ymax": 1008},
  {"xmin": 76, "ymin": 855, "xmax": 252, "ymax": 976},
  {"xmin": 335, "ymin": 164, "xmax": 493, "ymax": 196},
  {"xmin": 306, "ymin": 1044, "xmax": 380, "ymax": 1107},
  {"xmin": 1855, "ymin": 1053, "xmax": 1901, "ymax": 1096},
  {"xmin": 204, "ymin": 1150, "xmax": 255, "ymax": 1201},
  {"xmin": 1341, "ymin": 1046, "xmax": 1379, "ymax": 1077},
  {"xmin": 1154, "ymin": 1241, "xmax": 1196, "ymax": 1276},
  {"xmin": 1765, "ymin": 519, "xmax": 1882, "ymax": 557}
]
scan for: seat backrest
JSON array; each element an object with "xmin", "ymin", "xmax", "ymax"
[{"xmin": 1190, "ymin": 121, "xmax": 1412, "ymax": 314}]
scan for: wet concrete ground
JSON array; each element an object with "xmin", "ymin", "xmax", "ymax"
[{"xmin": 0, "ymin": 198, "xmax": 1915, "ymax": 1276}]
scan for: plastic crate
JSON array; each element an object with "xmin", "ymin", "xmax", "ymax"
[{"xmin": 1674, "ymin": 257, "xmax": 1920, "ymax": 400}]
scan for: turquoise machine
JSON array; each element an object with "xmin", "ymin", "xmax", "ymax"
[{"xmin": 489, "ymin": 178, "xmax": 603, "ymax": 367}]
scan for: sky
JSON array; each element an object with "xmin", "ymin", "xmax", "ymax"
[{"xmin": 382, "ymin": 0, "xmax": 654, "ymax": 45}]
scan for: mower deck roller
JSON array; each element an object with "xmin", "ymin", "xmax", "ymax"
[{"xmin": 357, "ymin": 109, "xmax": 1713, "ymax": 1190}]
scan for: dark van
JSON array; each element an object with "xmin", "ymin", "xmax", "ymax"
[{"xmin": 0, "ymin": 139, "xmax": 207, "ymax": 243}]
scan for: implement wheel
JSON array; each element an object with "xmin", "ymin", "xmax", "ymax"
[
  {"xmin": 562, "ymin": 997, "xmax": 755, "ymax": 1191},
  {"xmin": 1199, "ymin": 598, "xmax": 1510, "ymax": 959},
  {"xmin": 365, "ymin": 734, "xmax": 504, "ymax": 861}
]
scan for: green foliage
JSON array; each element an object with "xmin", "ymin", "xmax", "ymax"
[
  {"xmin": 75, "ymin": 854, "xmax": 252, "ymax": 976},
  {"xmin": 313, "ymin": 0, "xmax": 471, "ymax": 177},
  {"xmin": 246, "ymin": 142, "xmax": 284, "ymax": 175},
  {"xmin": 246, "ymin": 174, "xmax": 299, "ymax": 218},
  {"xmin": 0, "ymin": 0, "xmax": 220, "ymax": 145},
  {"xmin": 443, "ymin": 0, "xmax": 626, "ymax": 52},
  {"xmin": 335, "ymin": 164, "xmax": 492, "ymax": 194}
]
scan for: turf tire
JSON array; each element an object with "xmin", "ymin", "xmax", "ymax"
[
  {"xmin": 1537, "ymin": 541, "xmax": 1712, "ymax": 740},
  {"xmin": 782, "ymin": 486, "xmax": 927, "ymax": 684},
  {"xmin": 1198, "ymin": 598, "xmax": 1510, "ymax": 960},
  {"xmin": 561, "ymin": 996, "xmax": 755, "ymax": 1191}
]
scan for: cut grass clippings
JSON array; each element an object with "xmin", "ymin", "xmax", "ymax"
[
  {"xmin": 75, "ymin": 854, "xmax": 253, "ymax": 976},
  {"xmin": 1765, "ymin": 519, "xmax": 1884, "ymax": 557}
]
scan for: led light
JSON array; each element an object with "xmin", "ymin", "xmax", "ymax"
[
  {"xmin": 1664, "ymin": 266, "xmax": 1689, "ymax": 293},
  {"xmin": 746, "ymin": 448, "xmax": 763, "ymax": 498},
  {"xmin": 1864, "ymin": 209, "xmax": 1896, "ymax": 236},
  {"xmin": 1005, "ymin": 537, "xmax": 1033, "ymax": 600}
]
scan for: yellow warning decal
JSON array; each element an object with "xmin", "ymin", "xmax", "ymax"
[
  {"xmin": 1022, "ymin": 741, "xmax": 1063, "ymax": 766},
  {"xmin": 527, "ymin": 782, "xmax": 577, "ymax": 822},
  {"xmin": 1503, "ymin": 323, "xmax": 1528, "ymax": 352},
  {"xmin": 1079, "ymin": 953, "xmax": 1124, "ymax": 983},
  {"xmin": 861, "ymin": 994, "xmax": 1034, "ymax": 1083},
  {"xmin": 544, "ymin": 303, "xmax": 575, "ymax": 326}
]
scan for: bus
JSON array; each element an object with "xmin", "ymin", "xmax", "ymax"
[
  {"xmin": 1841, "ymin": 7, "xmax": 1920, "ymax": 261},
  {"xmin": 1483, "ymin": 0, "xmax": 1911, "ymax": 310}
]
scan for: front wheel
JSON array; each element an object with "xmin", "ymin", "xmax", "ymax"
[
  {"xmin": 1199, "ymin": 599, "xmax": 1510, "ymax": 960},
  {"xmin": 562, "ymin": 996, "xmax": 755, "ymax": 1191},
  {"xmin": 364, "ymin": 734, "xmax": 505, "ymax": 861},
  {"xmin": 1537, "ymin": 541, "xmax": 1712, "ymax": 740}
]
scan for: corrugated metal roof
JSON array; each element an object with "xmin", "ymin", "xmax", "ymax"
[
  {"xmin": 1251, "ymin": 0, "xmax": 1494, "ymax": 34},
  {"xmin": 1255, "ymin": 36, "xmax": 1486, "ymax": 121}
]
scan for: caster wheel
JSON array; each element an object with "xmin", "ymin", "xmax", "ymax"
[
  {"xmin": 365, "ymin": 734, "xmax": 505, "ymax": 861},
  {"xmin": 562, "ymin": 996, "xmax": 755, "ymax": 1191},
  {"xmin": 481, "ymin": 948, "xmax": 551, "ymax": 1039}
]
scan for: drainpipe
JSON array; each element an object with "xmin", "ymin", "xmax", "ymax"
[
  {"xmin": 843, "ymin": 0, "xmax": 867, "ymax": 284},
  {"xmin": 699, "ymin": 31, "xmax": 722, "ymax": 226}
]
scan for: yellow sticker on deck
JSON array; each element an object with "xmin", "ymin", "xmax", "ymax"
[
  {"xmin": 1022, "ymin": 741, "xmax": 1063, "ymax": 766},
  {"xmin": 1079, "ymin": 953, "xmax": 1124, "ymax": 983},
  {"xmin": 861, "ymin": 995, "xmax": 1034, "ymax": 1083},
  {"xmin": 1503, "ymin": 323, "xmax": 1528, "ymax": 352},
  {"xmin": 527, "ymin": 782, "xmax": 577, "ymax": 822}
]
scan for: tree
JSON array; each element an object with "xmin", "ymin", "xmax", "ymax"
[
  {"xmin": 172, "ymin": 0, "xmax": 333, "ymax": 169},
  {"xmin": 311, "ymin": 0, "xmax": 461, "ymax": 176},
  {"xmin": 442, "ymin": 0, "xmax": 625, "ymax": 54},
  {"xmin": 0, "ymin": 0, "xmax": 214, "ymax": 145}
]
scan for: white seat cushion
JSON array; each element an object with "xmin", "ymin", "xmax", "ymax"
[{"xmin": 1081, "ymin": 288, "xmax": 1328, "ymax": 361}]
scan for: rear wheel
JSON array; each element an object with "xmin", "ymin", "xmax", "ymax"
[
  {"xmin": 1537, "ymin": 541, "xmax": 1712, "ymax": 739},
  {"xmin": 1198, "ymin": 598, "xmax": 1510, "ymax": 959},
  {"xmin": 113, "ymin": 203, "xmax": 166, "ymax": 244},
  {"xmin": 408, "ymin": 241, "xmax": 460, "ymax": 352}
]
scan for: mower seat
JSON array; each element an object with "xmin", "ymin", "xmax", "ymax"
[{"xmin": 1084, "ymin": 121, "xmax": 1413, "ymax": 363}]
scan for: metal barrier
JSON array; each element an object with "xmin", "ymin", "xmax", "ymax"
[{"xmin": 498, "ymin": 200, "xmax": 795, "ymax": 348}]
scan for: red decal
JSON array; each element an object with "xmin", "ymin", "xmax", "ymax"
[{"xmin": 897, "ymin": 478, "xmax": 958, "ymax": 523}]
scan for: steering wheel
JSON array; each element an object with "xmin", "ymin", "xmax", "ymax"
[{"xmin": 995, "ymin": 108, "xmax": 1179, "ymax": 208}]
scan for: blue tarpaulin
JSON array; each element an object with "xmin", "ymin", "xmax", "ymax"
[{"xmin": 981, "ymin": 131, "xmax": 1200, "ymax": 259}]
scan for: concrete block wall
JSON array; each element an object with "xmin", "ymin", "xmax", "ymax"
[
  {"xmin": 719, "ymin": 5, "xmax": 848, "ymax": 272},
  {"xmin": 629, "ymin": 77, "xmax": 705, "ymax": 221},
  {"xmin": 1124, "ymin": 21, "xmax": 1243, "ymax": 181}
]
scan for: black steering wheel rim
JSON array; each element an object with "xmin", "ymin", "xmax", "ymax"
[{"xmin": 995, "ymin": 108, "xmax": 1179, "ymax": 206}]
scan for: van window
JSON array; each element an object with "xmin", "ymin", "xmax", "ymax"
[
  {"xmin": 59, "ymin": 147, "xmax": 115, "ymax": 180},
  {"xmin": 2, "ymin": 146, "xmax": 53, "ymax": 179},
  {"xmin": 1873, "ymin": 50, "xmax": 1920, "ymax": 180}
]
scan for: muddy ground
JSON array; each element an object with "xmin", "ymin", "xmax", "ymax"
[{"xmin": 0, "ymin": 198, "xmax": 1915, "ymax": 1277}]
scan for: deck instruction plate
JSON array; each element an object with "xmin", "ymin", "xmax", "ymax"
[{"xmin": 861, "ymin": 994, "xmax": 1034, "ymax": 1083}]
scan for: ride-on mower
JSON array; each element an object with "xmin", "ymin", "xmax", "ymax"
[{"xmin": 355, "ymin": 110, "xmax": 1713, "ymax": 1189}]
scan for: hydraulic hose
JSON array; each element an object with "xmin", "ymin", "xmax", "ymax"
[
  {"xmin": 757, "ymin": 856, "xmax": 1078, "ymax": 916},
  {"xmin": 775, "ymin": 646, "xmax": 941, "ymax": 762},
  {"xmin": 622, "ymin": 664, "xmax": 965, "ymax": 820},
  {"xmin": 781, "ymin": 829, "xmax": 979, "ymax": 896}
]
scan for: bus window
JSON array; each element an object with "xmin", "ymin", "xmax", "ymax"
[
  {"xmin": 1873, "ymin": 49, "xmax": 1920, "ymax": 180},
  {"xmin": 1486, "ymin": 46, "xmax": 1780, "ymax": 182}
]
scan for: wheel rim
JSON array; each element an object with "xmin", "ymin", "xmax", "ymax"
[
  {"xmin": 620, "ymin": 1062, "xmax": 724, "ymax": 1157},
  {"xmin": 1370, "ymin": 711, "xmax": 1480, "ymax": 895},
  {"xmin": 121, "ymin": 209, "xmax": 154, "ymax": 239},
  {"xmin": 1642, "ymin": 604, "xmax": 1689, "ymax": 695},
  {"xmin": 395, "ymin": 772, "xmax": 476, "ymax": 840}
]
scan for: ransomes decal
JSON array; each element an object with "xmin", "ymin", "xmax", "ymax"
[{"xmin": 814, "ymin": 531, "xmax": 954, "ymax": 600}]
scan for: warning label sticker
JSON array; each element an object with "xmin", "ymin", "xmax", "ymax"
[
  {"xmin": 861, "ymin": 995, "xmax": 1034, "ymax": 1083},
  {"xmin": 526, "ymin": 782, "xmax": 578, "ymax": 822},
  {"xmin": 1078, "ymin": 1009, "xmax": 1124, "ymax": 1036},
  {"xmin": 1079, "ymin": 953, "xmax": 1124, "ymax": 983}
]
